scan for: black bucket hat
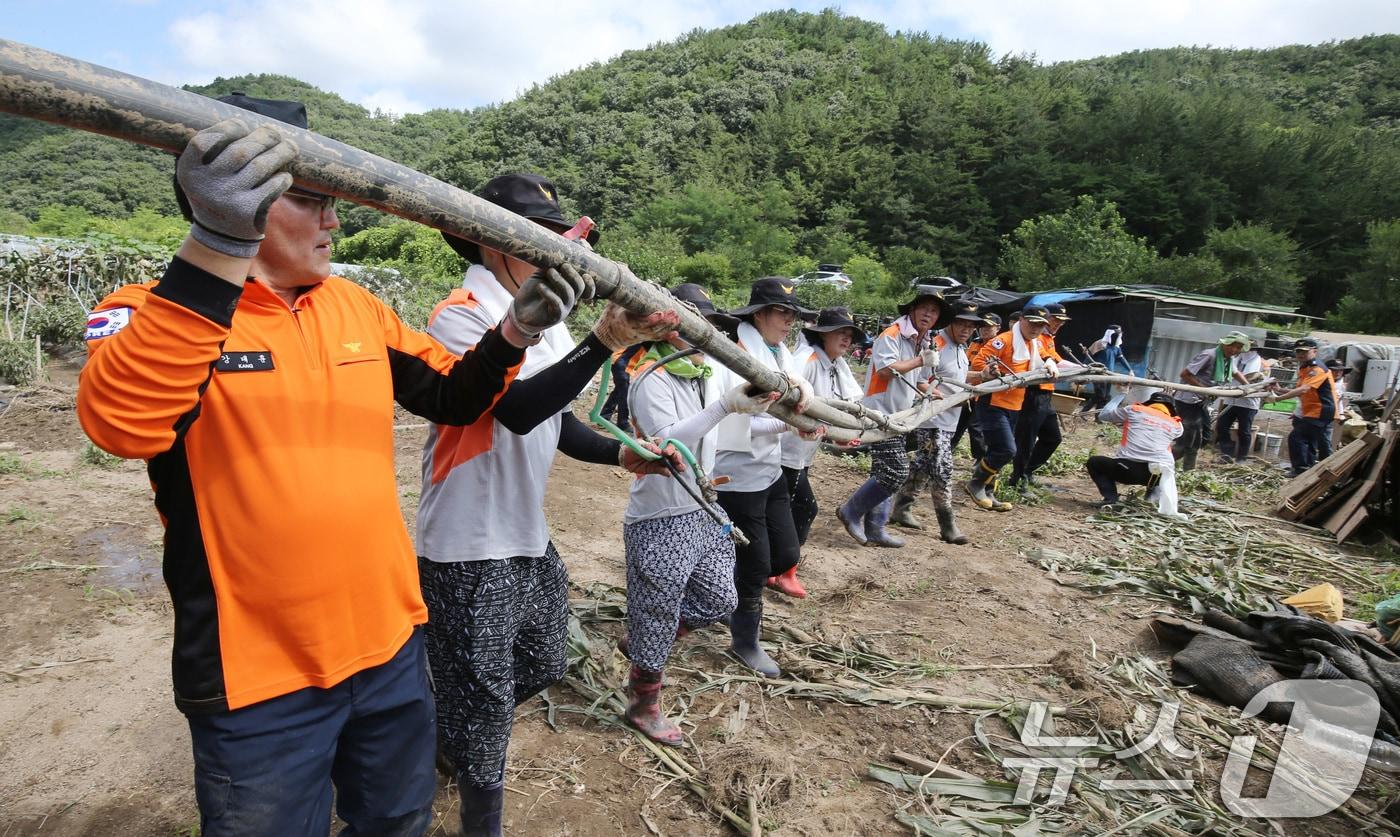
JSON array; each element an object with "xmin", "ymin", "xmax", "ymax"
[
  {"xmin": 670, "ymin": 283, "xmax": 739, "ymax": 333},
  {"xmin": 897, "ymin": 284, "xmax": 953, "ymax": 330},
  {"xmin": 729, "ymin": 276, "xmax": 818, "ymax": 320},
  {"xmin": 949, "ymin": 300, "xmax": 991, "ymax": 325},
  {"xmin": 442, "ymin": 172, "xmax": 600, "ymax": 264},
  {"xmin": 801, "ymin": 306, "xmax": 870, "ymax": 347},
  {"xmin": 176, "ymin": 93, "xmax": 322, "ymax": 222},
  {"xmin": 1146, "ymin": 390, "xmax": 1178, "ymax": 417}
]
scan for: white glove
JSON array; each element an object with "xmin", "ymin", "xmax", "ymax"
[
  {"xmin": 786, "ymin": 374, "xmax": 814, "ymax": 413},
  {"xmin": 920, "ymin": 348, "xmax": 938, "ymax": 368},
  {"xmin": 1043, "ymin": 360, "xmax": 1060, "ymax": 379},
  {"xmin": 721, "ymin": 384, "xmax": 775, "ymax": 415}
]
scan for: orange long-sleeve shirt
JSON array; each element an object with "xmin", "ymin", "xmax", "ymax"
[
  {"xmin": 79, "ymin": 258, "xmax": 523, "ymax": 713},
  {"xmin": 972, "ymin": 330, "xmax": 1037, "ymax": 411}
]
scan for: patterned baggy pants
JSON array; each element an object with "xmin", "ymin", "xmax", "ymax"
[
  {"xmin": 622, "ymin": 510, "xmax": 737, "ymax": 673},
  {"xmin": 418, "ymin": 545, "xmax": 569, "ymax": 788},
  {"xmin": 905, "ymin": 428, "xmax": 955, "ymax": 512}
]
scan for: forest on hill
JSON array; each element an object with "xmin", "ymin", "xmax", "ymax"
[{"xmin": 1, "ymin": 10, "xmax": 1396, "ymax": 330}]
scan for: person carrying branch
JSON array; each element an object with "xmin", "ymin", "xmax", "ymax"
[
  {"xmin": 1086, "ymin": 389, "xmax": 1184, "ymax": 506},
  {"xmin": 712, "ymin": 277, "xmax": 818, "ymax": 677},
  {"xmin": 836, "ymin": 285, "xmax": 951, "ymax": 547},
  {"xmin": 780, "ymin": 306, "xmax": 867, "ymax": 559},
  {"xmin": 889, "ymin": 300, "xmax": 991, "ymax": 544},
  {"xmin": 950, "ymin": 311, "xmax": 1001, "ymax": 461},
  {"xmin": 618, "ymin": 283, "xmax": 779, "ymax": 745},
  {"xmin": 419, "ymin": 173, "xmax": 680, "ymax": 836},
  {"xmin": 1174, "ymin": 331, "xmax": 1250, "ymax": 470},
  {"xmin": 1265, "ymin": 337, "xmax": 1338, "ymax": 477},
  {"xmin": 78, "ymin": 97, "xmax": 573, "ymax": 835},
  {"xmin": 967, "ymin": 304, "xmax": 1062, "ymax": 512},
  {"xmin": 1010, "ymin": 302, "xmax": 1074, "ymax": 491}
]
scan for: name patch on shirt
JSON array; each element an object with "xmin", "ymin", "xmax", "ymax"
[
  {"xmin": 217, "ymin": 350, "xmax": 275, "ymax": 372},
  {"xmin": 85, "ymin": 307, "xmax": 132, "ymax": 340}
]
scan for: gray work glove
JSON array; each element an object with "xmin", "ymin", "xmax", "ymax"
[
  {"xmin": 507, "ymin": 262, "xmax": 590, "ymax": 340},
  {"xmin": 177, "ymin": 118, "xmax": 299, "ymax": 258}
]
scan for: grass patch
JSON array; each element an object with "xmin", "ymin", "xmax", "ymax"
[
  {"xmin": 0, "ymin": 452, "xmax": 25, "ymax": 475},
  {"xmin": 79, "ymin": 442, "xmax": 124, "ymax": 470}
]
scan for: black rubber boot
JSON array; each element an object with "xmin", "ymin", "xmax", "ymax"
[
  {"xmin": 459, "ymin": 780, "xmax": 505, "ymax": 837},
  {"xmin": 936, "ymin": 508, "xmax": 969, "ymax": 545},
  {"xmin": 890, "ymin": 490, "xmax": 924, "ymax": 530},
  {"xmin": 729, "ymin": 597, "xmax": 779, "ymax": 677}
]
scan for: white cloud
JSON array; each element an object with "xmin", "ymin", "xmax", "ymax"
[
  {"xmin": 160, "ymin": 0, "xmax": 1400, "ymax": 113},
  {"xmin": 848, "ymin": 0, "xmax": 1400, "ymax": 62}
]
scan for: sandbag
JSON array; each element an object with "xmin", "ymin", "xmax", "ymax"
[{"xmin": 1172, "ymin": 635, "xmax": 1288, "ymax": 723}]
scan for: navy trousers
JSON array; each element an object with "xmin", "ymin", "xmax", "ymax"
[
  {"xmin": 1288, "ymin": 416, "xmax": 1333, "ymax": 474},
  {"xmin": 185, "ymin": 630, "xmax": 436, "ymax": 837},
  {"xmin": 978, "ymin": 405, "xmax": 1020, "ymax": 471}
]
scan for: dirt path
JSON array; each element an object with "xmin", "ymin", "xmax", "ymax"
[{"xmin": 0, "ymin": 377, "xmax": 1386, "ymax": 836}]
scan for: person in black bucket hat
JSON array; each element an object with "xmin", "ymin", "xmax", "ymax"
[
  {"xmin": 712, "ymin": 275, "xmax": 820, "ymax": 678},
  {"xmin": 611, "ymin": 281, "xmax": 787, "ymax": 748},
  {"xmin": 885, "ymin": 300, "xmax": 988, "ymax": 544},
  {"xmin": 441, "ymin": 173, "xmax": 600, "ymax": 265},
  {"xmin": 836, "ymin": 284, "xmax": 951, "ymax": 549},
  {"xmin": 416, "ymin": 171, "xmax": 684, "ymax": 833},
  {"xmin": 778, "ymin": 307, "xmax": 867, "ymax": 596}
]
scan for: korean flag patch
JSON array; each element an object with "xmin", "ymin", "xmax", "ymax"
[{"xmin": 85, "ymin": 307, "xmax": 132, "ymax": 341}]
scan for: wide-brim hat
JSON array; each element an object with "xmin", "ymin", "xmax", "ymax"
[
  {"xmin": 670, "ymin": 283, "xmax": 739, "ymax": 333},
  {"xmin": 1218, "ymin": 330, "xmax": 1252, "ymax": 350},
  {"xmin": 442, "ymin": 172, "xmax": 600, "ymax": 264},
  {"xmin": 802, "ymin": 306, "xmax": 870, "ymax": 347},
  {"xmin": 728, "ymin": 276, "xmax": 818, "ymax": 320},
  {"xmin": 897, "ymin": 284, "xmax": 953, "ymax": 330}
]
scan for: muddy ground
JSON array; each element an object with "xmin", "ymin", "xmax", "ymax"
[{"xmin": 0, "ymin": 361, "xmax": 1394, "ymax": 836}]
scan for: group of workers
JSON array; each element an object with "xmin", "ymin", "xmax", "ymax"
[{"xmin": 71, "ymin": 97, "xmax": 1335, "ymax": 837}]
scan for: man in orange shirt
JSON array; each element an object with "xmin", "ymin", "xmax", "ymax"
[
  {"xmin": 1267, "ymin": 337, "xmax": 1338, "ymax": 477},
  {"xmin": 968, "ymin": 305, "xmax": 1060, "ymax": 511},
  {"xmin": 78, "ymin": 98, "xmax": 585, "ymax": 836},
  {"xmin": 1010, "ymin": 302, "xmax": 1071, "ymax": 490}
]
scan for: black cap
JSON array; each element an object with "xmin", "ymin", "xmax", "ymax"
[
  {"xmin": 729, "ymin": 276, "xmax": 818, "ymax": 320},
  {"xmin": 1044, "ymin": 302, "xmax": 1071, "ymax": 320},
  {"xmin": 1021, "ymin": 304, "xmax": 1050, "ymax": 324},
  {"xmin": 177, "ymin": 93, "xmax": 316, "ymax": 222},
  {"xmin": 1293, "ymin": 337, "xmax": 1319, "ymax": 351},
  {"xmin": 670, "ymin": 283, "xmax": 739, "ymax": 332},
  {"xmin": 982, "ymin": 312, "xmax": 1003, "ymax": 327},
  {"xmin": 802, "ymin": 306, "xmax": 870, "ymax": 347},
  {"xmin": 897, "ymin": 284, "xmax": 953, "ymax": 329},
  {"xmin": 442, "ymin": 172, "xmax": 599, "ymax": 264},
  {"xmin": 1325, "ymin": 357, "xmax": 1346, "ymax": 371},
  {"xmin": 1146, "ymin": 390, "xmax": 1178, "ymax": 416},
  {"xmin": 950, "ymin": 300, "xmax": 990, "ymax": 324}
]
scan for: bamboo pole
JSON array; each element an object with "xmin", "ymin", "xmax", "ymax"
[{"xmin": 0, "ymin": 39, "xmax": 1265, "ymax": 442}]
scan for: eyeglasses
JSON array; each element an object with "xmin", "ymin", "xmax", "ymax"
[{"xmin": 284, "ymin": 187, "xmax": 337, "ymax": 215}]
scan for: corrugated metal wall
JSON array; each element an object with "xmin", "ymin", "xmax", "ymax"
[{"xmin": 1145, "ymin": 303, "xmax": 1265, "ymax": 380}]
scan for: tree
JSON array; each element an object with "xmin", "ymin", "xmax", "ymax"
[
  {"xmin": 1329, "ymin": 220, "xmax": 1400, "ymax": 334},
  {"xmin": 999, "ymin": 196, "xmax": 1157, "ymax": 291},
  {"xmin": 1201, "ymin": 223, "xmax": 1302, "ymax": 305}
]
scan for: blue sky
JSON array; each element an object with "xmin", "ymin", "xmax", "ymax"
[{"xmin": 8, "ymin": 1, "xmax": 1398, "ymax": 114}]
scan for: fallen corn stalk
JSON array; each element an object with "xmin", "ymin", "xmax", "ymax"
[{"xmin": 0, "ymin": 39, "xmax": 1267, "ymax": 442}]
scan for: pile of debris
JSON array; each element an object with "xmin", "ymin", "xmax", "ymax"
[{"xmin": 1276, "ymin": 392, "xmax": 1400, "ymax": 543}]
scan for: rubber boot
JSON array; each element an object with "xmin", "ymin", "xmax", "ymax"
[
  {"xmin": 459, "ymin": 780, "xmax": 505, "ymax": 837},
  {"xmin": 1181, "ymin": 448, "xmax": 1199, "ymax": 472},
  {"xmin": 936, "ymin": 507, "xmax": 969, "ymax": 545},
  {"xmin": 837, "ymin": 479, "xmax": 888, "ymax": 546},
  {"xmin": 766, "ymin": 566, "xmax": 807, "ymax": 598},
  {"xmin": 965, "ymin": 461, "xmax": 1012, "ymax": 512},
  {"xmin": 890, "ymin": 490, "xmax": 925, "ymax": 530},
  {"xmin": 729, "ymin": 597, "xmax": 780, "ymax": 677},
  {"xmin": 864, "ymin": 498, "xmax": 906, "ymax": 548},
  {"xmin": 625, "ymin": 665, "xmax": 684, "ymax": 746}
]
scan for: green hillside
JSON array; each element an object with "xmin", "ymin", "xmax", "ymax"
[{"xmin": 0, "ymin": 10, "xmax": 1396, "ymax": 323}]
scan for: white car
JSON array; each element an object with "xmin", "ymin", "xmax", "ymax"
[{"xmin": 794, "ymin": 263, "xmax": 853, "ymax": 290}]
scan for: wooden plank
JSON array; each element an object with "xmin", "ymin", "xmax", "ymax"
[
  {"xmin": 1276, "ymin": 433, "xmax": 1382, "ymax": 519},
  {"xmin": 1336, "ymin": 505, "xmax": 1369, "ymax": 544},
  {"xmin": 1325, "ymin": 425, "xmax": 1398, "ymax": 539}
]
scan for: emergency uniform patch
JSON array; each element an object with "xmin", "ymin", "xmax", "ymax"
[
  {"xmin": 991, "ymin": 339, "xmax": 1004, "ymax": 349},
  {"xmin": 85, "ymin": 307, "xmax": 132, "ymax": 340}
]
